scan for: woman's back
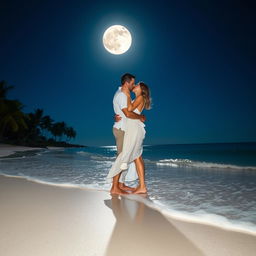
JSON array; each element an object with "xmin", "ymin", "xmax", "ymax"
[
  {"xmin": 132, "ymin": 98, "xmax": 145, "ymax": 114},
  {"xmin": 133, "ymin": 107, "xmax": 142, "ymax": 114}
]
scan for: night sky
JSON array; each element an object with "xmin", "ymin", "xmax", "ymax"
[{"xmin": 1, "ymin": 0, "xmax": 255, "ymax": 146}]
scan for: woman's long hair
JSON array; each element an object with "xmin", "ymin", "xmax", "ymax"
[{"xmin": 139, "ymin": 82, "xmax": 152, "ymax": 110}]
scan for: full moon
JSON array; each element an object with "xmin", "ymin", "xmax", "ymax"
[{"xmin": 103, "ymin": 25, "xmax": 132, "ymax": 55}]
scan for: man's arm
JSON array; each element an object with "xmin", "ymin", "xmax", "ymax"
[
  {"xmin": 122, "ymin": 108, "xmax": 146, "ymax": 122},
  {"xmin": 114, "ymin": 110, "xmax": 146, "ymax": 122},
  {"xmin": 115, "ymin": 91, "xmax": 146, "ymax": 122}
]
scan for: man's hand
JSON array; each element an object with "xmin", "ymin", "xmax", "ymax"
[
  {"xmin": 140, "ymin": 114, "xmax": 146, "ymax": 122},
  {"xmin": 114, "ymin": 114, "xmax": 122, "ymax": 122}
]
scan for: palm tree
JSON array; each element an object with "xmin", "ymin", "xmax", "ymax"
[
  {"xmin": 58, "ymin": 121, "xmax": 67, "ymax": 141},
  {"xmin": 40, "ymin": 115, "xmax": 54, "ymax": 139},
  {"xmin": 50, "ymin": 122, "xmax": 66, "ymax": 141},
  {"xmin": 25, "ymin": 108, "xmax": 44, "ymax": 140},
  {"xmin": 0, "ymin": 80, "xmax": 80, "ymax": 146},
  {"xmin": 0, "ymin": 81, "xmax": 28, "ymax": 141},
  {"xmin": 29, "ymin": 109, "xmax": 44, "ymax": 128},
  {"xmin": 64, "ymin": 126, "xmax": 76, "ymax": 141},
  {"xmin": 0, "ymin": 80, "xmax": 14, "ymax": 99},
  {"xmin": 0, "ymin": 99, "xmax": 28, "ymax": 141}
]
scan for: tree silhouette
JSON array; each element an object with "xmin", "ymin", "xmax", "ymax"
[
  {"xmin": 0, "ymin": 80, "xmax": 79, "ymax": 146},
  {"xmin": 65, "ymin": 126, "xmax": 76, "ymax": 141},
  {"xmin": 0, "ymin": 81, "xmax": 28, "ymax": 141},
  {"xmin": 0, "ymin": 80, "xmax": 14, "ymax": 99},
  {"xmin": 40, "ymin": 115, "xmax": 54, "ymax": 138}
]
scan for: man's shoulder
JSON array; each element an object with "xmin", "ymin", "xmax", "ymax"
[
  {"xmin": 114, "ymin": 87, "xmax": 121, "ymax": 96},
  {"xmin": 114, "ymin": 89, "xmax": 127, "ymax": 100}
]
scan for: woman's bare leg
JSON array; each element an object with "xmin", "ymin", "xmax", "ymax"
[
  {"xmin": 133, "ymin": 156, "xmax": 147, "ymax": 194},
  {"xmin": 119, "ymin": 182, "xmax": 136, "ymax": 191},
  {"xmin": 110, "ymin": 172, "xmax": 129, "ymax": 195}
]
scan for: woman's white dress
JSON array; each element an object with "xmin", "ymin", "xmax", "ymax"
[{"xmin": 106, "ymin": 106, "xmax": 146, "ymax": 183}]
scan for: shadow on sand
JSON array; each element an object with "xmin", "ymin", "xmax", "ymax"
[{"xmin": 104, "ymin": 194, "xmax": 203, "ymax": 256}]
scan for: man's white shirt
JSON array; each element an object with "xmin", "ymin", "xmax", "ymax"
[{"xmin": 113, "ymin": 86, "xmax": 128, "ymax": 131}]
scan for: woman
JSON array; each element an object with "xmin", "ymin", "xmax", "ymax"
[{"xmin": 106, "ymin": 82, "xmax": 151, "ymax": 194}]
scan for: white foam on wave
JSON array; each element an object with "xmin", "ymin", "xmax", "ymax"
[
  {"xmin": 1, "ymin": 172, "xmax": 256, "ymax": 236},
  {"xmin": 76, "ymin": 151, "xmax": 91, "ymax": 155},
  {"xmin": 99, "ymin": 145, "xmax": 116, "ymax": 148},
  {"xmin": 0, "ymin": 172, "xmax": 111, "ymax": 192},
  {"xmin": 123, "ymin": 194, "xmax": 256, "ymax": 236},
  {"xmin": 156, "ymin": 158, "xmax": 256, "ymax": 170},
  {"xmin": 77, "ymin": 151, "xmax": 115, "ymax": 161},
  {"xmin": 98, "ymin": 145, "xmax": 117, "ymax": 152},
  {"xmin": 90, "ymin": 155, "xmax": 116, "ymax": 161}
]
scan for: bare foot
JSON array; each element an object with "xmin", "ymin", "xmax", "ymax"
[
  {"xmin": 132, "ymin": 186, "xmax": 147, "ymax": 194},
  {"xmin": 110, "ymin": 187, "xmax": 129, "ymax": 195},
  {"xmin": 119, "ymin": 183, "xmax": 136, "ymax": 192}
]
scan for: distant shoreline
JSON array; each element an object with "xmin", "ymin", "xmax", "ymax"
[{"xmin": 0, "ymin": 143, "xmax": 86, "ymax": 158}]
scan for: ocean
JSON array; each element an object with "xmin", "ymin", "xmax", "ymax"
[{"xmin": 1, "ymin": 142, "xmax": 256, "ymax": 235}]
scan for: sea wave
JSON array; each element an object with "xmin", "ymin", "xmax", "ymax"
[
  {"xmin": 0, "ymin": 149, "xmax": 47, "ymax": 161},
  {"xmin": 90, "ymin": 155, "xmax": 116, "ymax": 160},
  {"xmin": 1, "ymin": 172, "xmax": 256, "ymax": 236},
  {"xmin": 118, "ymin": 194, "xmax": 256, "ymax": 236},
  {"xmin": 4, "ymin": 172, "xmax": 254, "ymax": 235},
  {"xmin": 99, "ymin": 145, "xmax": 116, "ymax": 148},
  {"xmin": 156, "ymin": 158, "xmax": 256, "ymax": 170},
  {"xmin": 0, "ymin": 172, "xmax": 111, "ymax": 192},
  {"xmin": 77, "ymin": 151, "xmax": 115, "ymax": 161},
  {"xmin": 77, "ymin": 151, "xmax": 256, "ymax": 170}
]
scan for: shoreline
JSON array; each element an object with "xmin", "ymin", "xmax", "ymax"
[
  {"xmin": 1, "ymin": 172, "xmax": 256, "ymax": 237},
  {"xmin": 0, "ymin": 143, "xmax": 64, "ymax": 158},
  {"xmin": 0, "ymin": 143, "xmax": 87, "ymax": 158},
  {"xmin": 0, "ymin": 174, "xmax": 256, "ymax": 256}
]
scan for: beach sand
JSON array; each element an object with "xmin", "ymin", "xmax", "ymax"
[
  {"xmin": 0, "ymin": 144, "xmax": 44, "ymax": 158},
  {"xmin": 0, "ymin": 143, "xmax": 64, "ymax": 158},
  {"xmin": 0, "ymin": 175, "xmax": 256, "ymax": 256}
]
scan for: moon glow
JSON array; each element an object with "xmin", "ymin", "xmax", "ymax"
[{"xmin": 103, "ymin": 25, "xmax": 132, "ymax": 55}]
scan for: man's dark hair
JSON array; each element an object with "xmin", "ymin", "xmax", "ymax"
[{"xmin": 121, "ymin": 73, "xmax": 135, "ymax": 85}]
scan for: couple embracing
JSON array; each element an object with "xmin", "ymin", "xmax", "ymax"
[{"xmin": 106, "ymin": 73, "xmax": 152, "ymax": 195}]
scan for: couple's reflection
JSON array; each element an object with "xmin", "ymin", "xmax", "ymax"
[{"xmin": 104, "ymin": 194, "xmax": 203, "ymax": 256}]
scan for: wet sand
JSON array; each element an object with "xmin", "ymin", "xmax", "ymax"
[{"xmin": 0, "ymin": 175, "xmax": 256, "ymax": 256}]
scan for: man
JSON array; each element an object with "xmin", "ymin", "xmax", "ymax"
[{"xmin": 111, "ymin": 73, "xmax": 146, "ymax": 195}]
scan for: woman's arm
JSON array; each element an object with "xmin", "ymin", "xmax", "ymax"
[{"xmin": 127, "ymin": 95, "xmax": 143, "ymax": 111}]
